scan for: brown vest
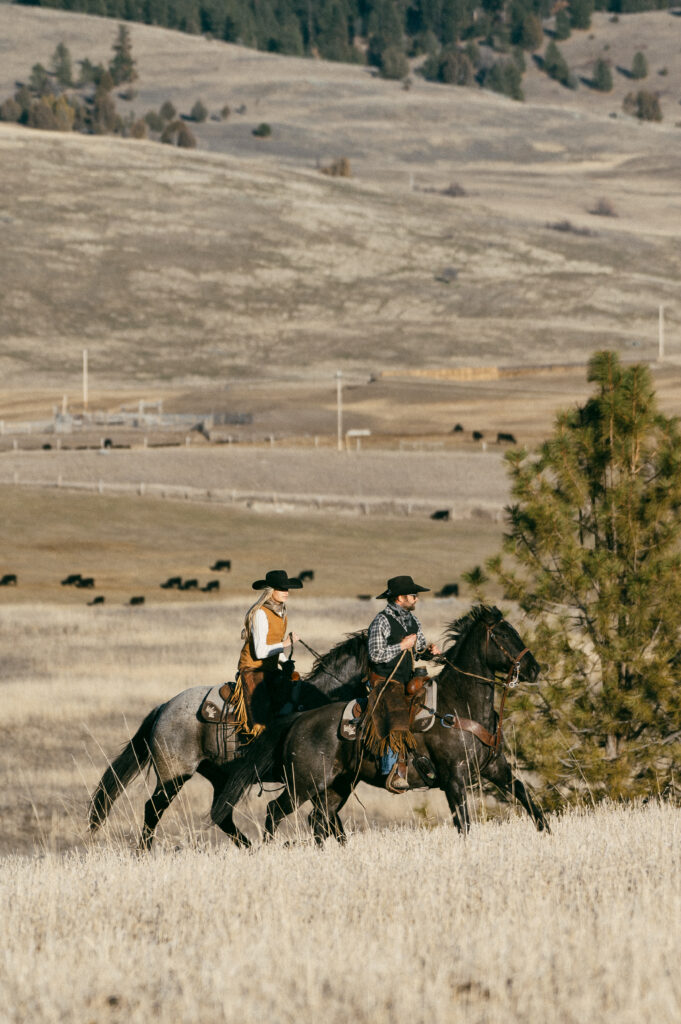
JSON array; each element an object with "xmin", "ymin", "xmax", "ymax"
[{"xmin": 238, "ymin": 603, "xmax": 288, "ymax": 674}]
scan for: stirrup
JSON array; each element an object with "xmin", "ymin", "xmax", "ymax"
[{"xmin": 385, "ymin": 763, "xmax": 409, "ymax": 793}]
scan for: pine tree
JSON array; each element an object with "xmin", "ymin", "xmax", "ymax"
[
  {"xmin": 631, "ymin": 51, "xmax": 648, "ymax": 80},
  {"xmin": 489, "ymin": 352, "xmax": 681, "ymax": 806},
  {"xmin": 593, "ymin": 56, "xmax": 612, "ymax": 91},
  {"xmin": 109, "ymin": 23, "xmax": 138, "ymax": 84},
  {"xmin": 52, "ymin": 42, "xmax": 73, "ymax": 88}
]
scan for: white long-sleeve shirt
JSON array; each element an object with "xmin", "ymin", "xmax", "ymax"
[{"xmin": 251, "ymin": 607, "xmax": 287, "ymax": 664}]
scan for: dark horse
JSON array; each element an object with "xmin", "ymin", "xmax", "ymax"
[
  {"xmin": 88, "ymin": 633, "xmax": 370, "ymax": 850},
  {"xmin": 211, "ymin": 606, "xmax": 550, "ymax": 842}
]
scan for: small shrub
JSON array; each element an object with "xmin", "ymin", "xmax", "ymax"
[
  {"xmin": 29, "ymin": 63, "xmax": 51, "ymax": 97},
  {"xmin": 0, "ymin": 97, "xmax": 21, "ymax": 123},
  {"xmin": 320, "ymin": 157, "xmax": 351, "ymax": 177},
  {"xmin": 160, "ymin": 119, "xmax": 182, "ymax": 143},
  {"xmin": 442, "ymin": 182, "xmax": 466, "ymax": 197},
  {"xmin": 253, "ymin": 122, "xmax": 272, "ymax": 137},
  {"xmin": 590, "ymin": 197, "xmax": 617, "ymax": 217},
  {"xmin": 547, "ymin": 219, "xmax": 595, "ymax": 236},
  {"xmin": 119, "ymin": 87, "xmax": 137, "ymax": 101},
  {"xmin": 631, "ymin": 51, "xmax": 648, "ymax": 79},
  {"xmin": 220, "ymin": 104, "xmax": 231, "ymax": 119},
  {"xmin": 52, "ymin": 94, "xmax": 75, "ymax": 131},
  {"xmin": 27, "ymin": 98, "xmax": 58, "ymax": 131},
  {"xmin": 624, "ymin": 90, "xmax": 662, "ymax": 122},
  {"xmin": 190, "ymin": 99, "xmax": 208, "ymax": 122},
  {"xmin": 379, "ymin": 47, "xmax": 409, "ymax": 80},
  {"xmin": 658, "ymin": 67, "xmax": 668, "ymax": 77},
  {"xmin": 177, "ymin": 122, "xmax": 197, "ymax": 147},
  {"xmin": 160, "ymin": 100, "xmax": 176, "ymax": 121},
  {"xmin": 130, "ymin": 118, "xmax": 147, "ymax": 139},
  {"xmin": 144, "ymin": 110, "xmax": 164, "ymax": 132}
]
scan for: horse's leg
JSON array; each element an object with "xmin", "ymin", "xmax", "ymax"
[
  {"xmin": 139, "ymin": 773, "xmax": 192, "ymax": 851},
  {"xmin": 483, "ymin": 753, "xmax": 550, "ymax": 832},
  {"xmin": 443, "ymin": 770, "xmax": 470, "ymax": 834},
  {"xmin": 197, "ymin": 762, "xmax": 251, "ymax": 848},
  {"xmin": 264, "ymin": 786, "xmax": 297, "ymax": 841},
  {"xmin": 308, "ymin": 777, "xmax": 352, "ymax": 845}
]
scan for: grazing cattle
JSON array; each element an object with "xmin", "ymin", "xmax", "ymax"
[
  {"xmin": 357, "ymin": 594, "xmax": 372, "ymax": 600},
  {"xmin": 472, "ymin": 431, "xmax": 484, "ymax": 441},
  {"xmin": 210, "ymin": 560, "xmax": 231, "ymax": 571},
  {"xmin": 61, "ymin": 574, "xmax": 82, "ymax": 586},
  {"xmin": 436, "ymin": 582, "xmax": 459, "ymax": 598},
  {"xmin": 202, "ymin": 580, "xmax": 220, "ymax": 592},
  {"xmin": 180, "ymin": 579, "xmax": 198, "ymax": 590},
  {"xmin": 75, "ymin": 577, "xmax": 95, "ymax": 589},
  {"xmin": 42, "ymin": 443, "xmax": 52, "ymax": 450},
  {"xmin": 103, "ymin": 438, "xmax": 113, "ymax": 449},
  {"xmin": 88, "ymin": 596, "xmax": 105, "ymax": 606},
  {"xmin": 431, "ymin": 509, "xmax": 450, "ymax": 521},
  {"xmin": 160, "ymin": 576, "xmax": 182, "ymax": 589},
  {"xmin": 452, "ymin": 424, "xmax": 464, "ymax": 433},
  {"xmin": 497, "ymin": 432, "xmax": 517, "ymax": 444},
  {"xmin": 129, "ymin": 596, "xmax": 145, "ymax": 606},
  {"xmin": 298, "ymin": 570, "xmax": 315, "ymax": 582},
  {"xmin": 0, "ymin": 573, "xmax": 17, "ymax": 586}
]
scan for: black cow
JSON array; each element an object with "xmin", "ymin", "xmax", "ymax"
[
  {"xmin": 298, "ymin": 570, "xmax": 315, "ymax": 582},
  {"xmin": 61, "ymin": 574, "xmax": 82, "ymax": 586},
  {"xmin": 210, "ymin": 560, "xmax": 231, "ymax": 571},
  {"xmin": 0, "ymin": 574, "xmax": 17, "ymax": 586},
  {"xmin": 129, "ymin": 596, "xmax": 145, "ymax": 606},
  {"xmin": 452, "ymin": 424, "xmax": 464, "ymax": 433},
  {"xmin": 356, "ymin": 594, "xmax": 372, "ymax": 601},
  {"xmin": 76, "ymin": 577, "xmax": 95, "ymax": 589},
  {"xmin": 497, "ymin": 432, "xmax": 517, "ymax": 444},
  {"xmin": 436, "ymin": 582, "xmax": 459, "ymax": 598},
  {"xmin": 472, "ymin": 431, "xmax": 484, "ymax": 441},
  {"xmin": 202, "ymin": 580, "xmax": 220, "ymax": 592},
  {"xmin": 431, "ymin": 509, "xmax": 450, "ymax": 521},
  {"xmin": 88, "ymin": 596, "xmax": 105, "ymax": 606},
  {"xmin": 160, "ymin": 576, "xmax": 182, "ymax": 589},
  {"xmin": 180, "ymin": 579, "xmax": 198, "ymax": 590}
]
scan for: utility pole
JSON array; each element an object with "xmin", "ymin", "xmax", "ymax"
[
  {"xmin": 83, "ymin": 349, "xmax": 88, "ymax": 412},
  {"xmin": 659, "ymin": 305, "xmax": 665, "ymax": 362},
  {"xmin": 336, "ymin": 371, "xmax": 343, "ymax": 452}
]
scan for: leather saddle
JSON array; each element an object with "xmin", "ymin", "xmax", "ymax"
[{"xmin": 199, "ymin": 682, "xmax": 238, "ymax": 724}]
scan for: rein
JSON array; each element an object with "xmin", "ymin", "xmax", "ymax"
[
  {"xmin": 297, "ymin": 637, "xmax": 356, "ymax": 689},
  {"xmin": 435, "ymin": 623, "xmax": 530, "ymax": 753}
]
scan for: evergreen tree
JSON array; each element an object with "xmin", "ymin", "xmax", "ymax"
[
  {"xmin": 554, "ymin": 7, "xmax": 570, "ymax": 39},
  {"xmin": 631, "ymin": 50, "xmax": 648, "ymax": 79},
  {"xmin": 510, "ymin": 4, "xmax": 543, "ymax": 50},
  {"xmin": 569, "ymin": 0, "xmax": 593, "ymax": 29},
  {"xmin": 52, "ymin": 42, "xmax": 73, "ymax": 88},
  {"xmin": 109, "ymin": 23, "xmax": 138, "ymax": 84},
  {"xmin": 543, "ymin": 39, "xmax": 570, "ymax": 84},
  {"xmin": 483, "ymin": 57, "xmax": 523, "ymax": 97},
  {"xmin": 489, "ymin": 352, "xmax": 681, "ymax": 805},
  {"xmin": 29, "ymin": 63, "xmax": 51, "ymax": 96},
  {"xmin": 593, "ymin": 56, "xmax": 612, "ymax": 90}
]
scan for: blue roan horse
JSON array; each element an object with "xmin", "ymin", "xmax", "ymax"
[{"xmin": 88, "ymin": 633, "xmax": 369, "ymax": 850}]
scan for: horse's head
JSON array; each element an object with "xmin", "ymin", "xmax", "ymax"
[
  {"xmin": 479, "ymin": 607, "xmax": 540, "ymax": 684},
  {"xmin": 443, "ymin": 605, "xmax": 540, "ymax": 685}
]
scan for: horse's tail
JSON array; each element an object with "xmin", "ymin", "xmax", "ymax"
[
  {"xmin": 210, "ymin": 719, "xmax": 288, "ymax": 825},
  {"xmin": 88, "ymin": 703, "xmax": 165, "ymax": 831}
]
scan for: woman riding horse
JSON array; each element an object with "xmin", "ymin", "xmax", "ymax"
[{"xmin": 234, "ymin": 569, "xmax": 302, "ymax": 736}]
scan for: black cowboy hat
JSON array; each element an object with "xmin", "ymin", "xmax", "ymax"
[
  {"xmin": 252, "ymin": 569, "xmax": 303, "ymax": 591},
  {"xmin": 376, "ymin": 575, "xmax": 430, "ymax": 600}
]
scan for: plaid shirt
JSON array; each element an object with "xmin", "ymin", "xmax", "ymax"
[{"xmin": 368, "ymin": 602, "xmax": 427, "ymax": 665}]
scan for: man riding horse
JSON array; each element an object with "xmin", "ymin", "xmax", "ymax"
[{"xmin": 367, "ymin": 574, "xmax": 441, "ymax": 792}]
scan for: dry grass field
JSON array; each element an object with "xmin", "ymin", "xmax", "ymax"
[
  {"xmin": 1, "ymin": 7, "xmax": 680, "ymax": 395},
  {"xmin": 3, "ymin": 601, "xmax": 681, "ymax": 1024}
]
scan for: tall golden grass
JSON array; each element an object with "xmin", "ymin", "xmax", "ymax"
[{"xmin": 3, "ymin": 602, "xmax": 680, "ymax": 1023}]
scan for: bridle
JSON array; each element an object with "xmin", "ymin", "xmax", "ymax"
[{"xmin": 435, "ymin": 619, "xmax": 531, "ymax": 753}]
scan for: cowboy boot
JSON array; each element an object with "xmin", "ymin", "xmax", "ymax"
[{"xmin": 386, "ymin": 760, "xmax": 409, "ymax": 793}]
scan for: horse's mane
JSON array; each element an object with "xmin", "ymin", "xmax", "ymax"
[
  {"xmin": 307, "ymin": 629, "xmax": 369, "ymax": 680},
  {"xmin": 442, "ymin": 604, "xmax": 502, "ymax": 659}
]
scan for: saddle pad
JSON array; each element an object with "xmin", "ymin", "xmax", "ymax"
[
  {"xmin": 338, "ymin": 680, "xmax": 438, "ymax": 741},
  {"xmin": 199, "ymin": 683, "xmax": 236, "ymax": 724}
]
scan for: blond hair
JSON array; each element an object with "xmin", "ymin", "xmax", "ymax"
[{"xmin": 241, "ymin": 587, "xmax": 274, "ymax": 640}]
